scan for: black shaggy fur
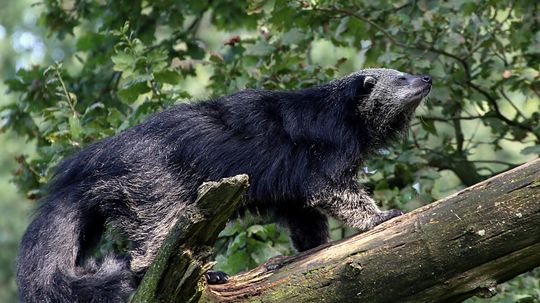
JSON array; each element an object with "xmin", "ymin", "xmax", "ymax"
[{"xmin": 17, "ymin": 68, "xmax": 431, "ymax": 302}]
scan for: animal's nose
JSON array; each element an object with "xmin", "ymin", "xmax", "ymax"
[{"xmin": 421, "ymin": 75, "xmax": 432, "ymax": 84}]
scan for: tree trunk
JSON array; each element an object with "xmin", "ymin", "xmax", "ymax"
[{"xmin": 200, "ymin": 159, "xmax": 540, "ymax": 303}]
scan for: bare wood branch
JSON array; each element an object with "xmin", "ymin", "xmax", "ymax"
[{"xmin": 130, "ymin": 175, "xmax": 249, "ymax": 303}]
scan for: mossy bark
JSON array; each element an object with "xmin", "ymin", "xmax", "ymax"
[
  {"xmin": 130, "ymin": 175, "xmax": 249, "ymax": 303},
  {"xmin": 201, "ymin": 159, "xmax": 540, "ymax": 303}
]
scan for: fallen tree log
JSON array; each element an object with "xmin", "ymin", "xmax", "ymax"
[{"xmin": 200, "ymin": 159, "xmax": 540, "ymax": 303}]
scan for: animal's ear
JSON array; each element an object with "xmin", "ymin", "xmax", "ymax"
[
  {"xmin": 346, "ymin": 75, "xmax": 377, "ymax": 100},
  {"xmin": 363, "ymin": 76, "xmax": 377, "ymax": 91}
]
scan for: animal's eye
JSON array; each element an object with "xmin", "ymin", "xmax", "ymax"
[{"xmin": 398, "ymin": 76, "xmax": 407, "ymax": 81}]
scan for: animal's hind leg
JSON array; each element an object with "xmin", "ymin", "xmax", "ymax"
[{"xmin": 278, "ymin": 204, "xmax": 329, "ymax": 252}]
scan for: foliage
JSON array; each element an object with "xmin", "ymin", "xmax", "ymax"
[
  {"xmin": 467, "ymin": 268, "xmax": 540, "ymax": 303},
  {"xmin": 214, "ymin": 215, "xmax": 292, "ymax": 274},
  {"xmin": 0, "ymin": 1, "xmax": 54, "ymax": 301},
  {"xmin": 0, "ymin": 132, "xmax": 33, "ymax": 303},
  {"xmin": 1, "ymin": 0, "xmax": 539, "ymax": 301}
]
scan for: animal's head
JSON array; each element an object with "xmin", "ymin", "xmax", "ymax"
[{"xmin": 339, "ymin": 68, "xmax": 432, "ymax": 144}]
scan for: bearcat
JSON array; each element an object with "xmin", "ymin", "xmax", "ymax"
[{"xmin": 17, "ymin": 68, "xmax": 432, "ymax": 302}]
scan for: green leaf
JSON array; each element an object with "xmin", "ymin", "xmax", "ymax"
[
  {"xmin": 111, "ymin": 52, "xmax": 135, "ymax": 71},
  {"xmin": 154, "ymin": 70, "xmax": 181, "ymax": 85},
  {"xmin": 249, "ymin": 241, "xmax": 282, "ymax": 264},
  {"xmin": 76, "ymin": 33, "xmax": 105, "ymax": 51},
  {"xmin": 245, "ymin": 40, "xmax": 275, "ymax": 56},
  {"xmin": 107, "ymin": 108, "xmax": 126, "ymax": 128},
  {"xmin": 118, "ymin": 82, "xmax": 151, "ymax": 103},
  {"xmin": 218, "ymin": 222, "xmax": 243, "ymax": 237},
  {"xmin": 68, "ymin": 115, "xmax": 82, "ymax": 140},
  {"xmin": 4, "ymin": 79, "xmax": 27, "ymax": 92},
  {"xmin": 420, "ymin": 118, "xmax": 438, "ymax": 135},
  {"xmin": 281, "ymin": 28, "xmax": 305, "ymax": 45},
  {"xmin": 247, "ymin": 224, "xmax": 267, "ymax": 239},
  {"xmin": 227, "ymin": 231, "xmax": 247, "ymax": 253},
  {"xmin": 521, "ymin": 145, "xmax": 540, "ymax": 155},
  {"xmin": 216, "ymin": 250, "xmax": 250, "ymax": 274}
]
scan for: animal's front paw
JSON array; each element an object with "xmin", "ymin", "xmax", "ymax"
[
  {"xmin": 374, "ymin": 209, "xmax": 404, "ymax": 225},
  {"xmin": 205, "ymin": 270, "xmax": 229, "ymax": 284}
]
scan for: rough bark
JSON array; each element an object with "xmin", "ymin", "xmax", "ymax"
[
  {"xmin": 200, "ymin": 159, "xmax": 540, "ymax": 303},
  {"xmin": 130, "ymin": 175, "xmax": 249, "ymax": 303}
]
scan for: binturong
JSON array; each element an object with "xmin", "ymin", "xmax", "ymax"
[{"xmin": 16, "ymin": 68, "xmax": 432, "ymax": 302}]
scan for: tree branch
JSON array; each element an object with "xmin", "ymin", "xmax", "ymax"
[
  {"xmin": 467, "ymin": 81, "xmax": 536, "ymax": 135},
  {"xmin": 130, "ymin": 175, "xmax": 249, "ymax": 303}
]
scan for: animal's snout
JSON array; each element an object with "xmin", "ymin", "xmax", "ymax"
[
  {"xmin": 421, "ymin": 75, "xmax": 432, "ymax": 84},
  {"xmin": 409, "ymin": 74, "xmax": 432, "ymax": 89}
]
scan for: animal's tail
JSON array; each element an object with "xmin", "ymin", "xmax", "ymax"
[{"xmin": 17, "ymin": 198, "xmax": 136, "ymax": 303}]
